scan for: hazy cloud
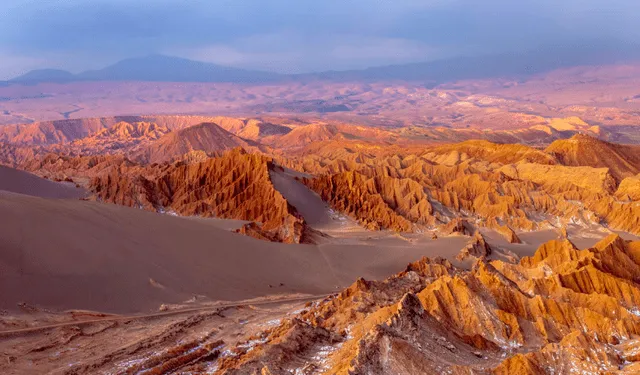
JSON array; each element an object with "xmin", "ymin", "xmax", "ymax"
[{"xmin": 1, "ymin": 0, "xmax": 639, "ymax": 78}]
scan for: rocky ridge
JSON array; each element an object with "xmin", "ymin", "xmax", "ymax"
[
  {"xmin": 293, "ymin": 136, "xmax": 640, "ymax": 236},
  {"xmin": 91, "ymin": 148, "xmax": 309, "ymax": 243},
  {"xmin": 546, "ymin": 134, "xmax": 640, "ymax": 182},
  {"xmin": 22, "ymin": 148, "xmax": 310, "ymax": 243},
  {"xmin": 210, "ymin": 234, "xmax": 640, "ymax": 374},
  {"xmin": 2, "ymin": 117, "xmax": 640, "ymax": 240}
]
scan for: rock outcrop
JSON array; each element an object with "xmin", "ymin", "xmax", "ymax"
[
  {"xmin": 546, "ymin": 133, "xmax": 640, "ymax": 182},
  {"xmin": 302, "ymin": 170, "xmax": 435, "ymax": 232},
  {"xmin": 293, "ymin": 139, "xmax": 640, "ymax": 236},
  {"xmin": 50, "ymin": 121, "xmax": 170, "ymax": 156},
  {"xmin": 617, "ymin": 174, "xmax": 640, "ymax": 201},
  {"xmin": 491, "ymin": 223, "xmax": 522, "ymax": 244},
  {"xmin": 4, "ymin": 117, "xmax": 640, "ymax": 239},
  {"xmin": 214, "ymin": 117, "xmax": 292, "ymax": 141},
  {"xmin": 213, "ymin": 235, "xmax": 640, "ymax": 374},
  {"xmin": 441, "ymin": 218, "xmax": 475, "ymax": 236},
  {"xmin": 89, "ymin": 149, "xmax": 307, "ymax": 243},
  {"xmin": 456, "ymin": 232, "xmax": 492, "ymax": 261},
  {"xmin": 20, "ymin": 148, "xmax": 310, "ymax": 243}
]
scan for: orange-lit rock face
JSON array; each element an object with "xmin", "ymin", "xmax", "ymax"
[
  {"xmin": 214, "ymin": 235, "xmax": 640, "ymax": 374},
  {"xmin": 302, "ymin": 171, "xmax": 434, "ymax": 232},
  {"xmin": 90, "ymin": 149, "xmax": 307, "ymax": 243},
  {"xmin": 456, "ymin": 232, "xmax": 492, "ymax": 261},
  {"xmin": 2, "ymin": 116, "xmax": 640, "ymax": 244},
  {"xmin": 546, "ymin": 134, "xmax": 640, "ymax": 182},
  {"xmin": 2, "ymin": 116, "xmax": 640, "ymax": 240},
  {"xmin": 3, "ymin": 63, "xmax": 640, "ymax": 374},
  {"xmin": 49, "ymin": 121, "xmax": 171, "ymax": 157},
  {"xmin": 23, "ymin": 148, "xmax": 306, "ymax": 243},
  {"xmin": 286, "ymin": 134, "xmax": 640, "ymax": 236}
]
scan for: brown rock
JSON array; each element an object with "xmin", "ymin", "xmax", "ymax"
[
  {"xmin": 220, "ymin": 236, "xmax": 640, "ymax": 374},
  {"xmin": 441, "ymin": 218, "xmax": 474, "ymax": 236},
  {"xmin": 456, "ymin": 232, "xmax": 492, "ymax": 261}
]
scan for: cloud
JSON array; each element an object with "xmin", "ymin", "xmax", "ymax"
[
  {"xmin": 170, "ymin": 33, "xmax": 448, "ymax": 73},
  {"xmin": 0, "ymin": 0, "xmax": 639, "ymax": 77}
]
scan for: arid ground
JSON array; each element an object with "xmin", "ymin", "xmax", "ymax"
[{"xmin": 2, "ymin": 62, "xmax": 640, "ymax": 374}]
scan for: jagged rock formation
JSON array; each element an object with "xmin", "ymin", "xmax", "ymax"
[
  {"xmin": 89, "ymin": 149, "xmax": 307, "ymax": 243},
  {"xmin": 266, "ymin": 123, "xmax": 404, "ymax": 150},
  {"xmin": 0, "ymin": 116, "xmax": 266, "ymax": 161},
  {"xmin": 302, "ymin": 171, "xmax": 435, "ymax": 232},
  {"xmin": 546, "ymin": 134, "xmax": 640, "ymax": 182},
  {"xmin": 49, "ymin": 121, "xmax": 171, "ymax": 156},
  {"xmin": 0, "ymin": 141, "xmax": 39, "ymax": 167},
  {"xmin": 491, "ymin": 224, "xmax": 522, "ymax": 244},
  {"xmin": 616, "ymin": 174, "xmax": 640, "ymax": 201},
  {"xmin": 291, "ymin": 138, "xmax": 640, "ymax": 236},
  {"xmin": 19, "ymin": 148, "xmax": 309, "ymax": 243},
  {"xmin": 456, "ymin": 232, "xmax": 492, "ymax": 261},
  {"xmin": 0, "ymin": 115, "xmax": 235, "ymax": 146},
  {"xmin": 3, "ymin": 116, "xmax": 640, "ymax": 239},
  {"xmin": 213, "ymin": 117, "xmax": 292, "ymax": 141},
  {"xmin": 19, "ymin": 153, "xmax": 134, "ymax": 186},
  {"xmin": 441, "ymin": 218, "xmax": 475, "ymax": 236},
  {"xmin": 212, "ymin": 234, "xmax": 640, "ymax": 374},
  {"xmin": 101, "ymin": 121, "xmax": 168, "ymax": 140},
  {"xmin": 272, "ymin": 123, "xmax": 343, "ymax": 148},
  {"xmin": 429, "ymin": 140, "xmax": 558, "ymax": 166},
  {"xmin": 0, "ymin": 117, "xmax": 129, "ymax": 145}
]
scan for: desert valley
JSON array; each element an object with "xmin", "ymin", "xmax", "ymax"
[{"xmin": 1, "ymin": 54, "xmax": 640, "ymax": 375}]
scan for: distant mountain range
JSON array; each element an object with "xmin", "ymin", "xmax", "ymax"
[
  {"xmin": 10, "ymin": 55, "xmax": 284, "ymax": 84},
  {"xmin": 7, "ymin": 42, "xmax": 640, "ymax": 84}
]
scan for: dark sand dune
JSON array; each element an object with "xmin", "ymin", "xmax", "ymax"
[
  {"xmin": 0, "ymin": 192, "xmax": 467, "ymax": 313},
  {"xmin": 269, "ymin": 168, "xmax": 335, "ymax": 229},
  {"xmin": 0, "ymin": 166, "xmax": 86, "ymax": 199}
]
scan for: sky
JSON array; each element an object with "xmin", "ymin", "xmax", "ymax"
[{"xmin": 1, "ymin": 0, "xmax": 639, "ymax": 79}]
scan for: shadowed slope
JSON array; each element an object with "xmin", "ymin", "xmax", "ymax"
[
  {"xmin": 0, "ymin": 191, "xmax": 326, "ymax": 313},
  {"xmin": 0, "ymin": 165, "xmax": 85, "ymax": 199},
  {"xmin": 0, "ymin": 191, "xmax": 473, "ymax": 314},
  {"xmin": 134, "ymin": 122, "xmax": 253, "ymax": 163},
  {"xmin": 546, "ymin": 134, "xmax": 640, "ymax": 182}
]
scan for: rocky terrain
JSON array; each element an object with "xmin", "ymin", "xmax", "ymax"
[
  {"xmin": 1, "ymin": 63, "xmax": 640, "ymax": 374},
  {"xmin": 208, "ymin": 234, "xmax": 640, "ymax": 374},
  {"xmin": 133, "ymin": 122, "xmax": 257, "ymax": 164},
  {"xmin": 17, "ymin": 148, "xmax": 308, "ymax": 243},
  {"xmin": 546, "ymin": 134, "xmax": 640, "ymax": 182},
  {"xmin": 4, "ymin": 234, "xmax": 640, "ymax": 374},
  {"xmin": 2, "ymin": 114, "xmax": 640, "ymax": 241},
  {"xmin": 90, "ymin": 148, "xmax": 309, "ymax": 243},
  {"xmin": 294, "ymin": 135, "xmax": 640, "ymax": 237},
  {"xmin": 3, "ymin": 63, "xmax": 640, "ymax": 137}
]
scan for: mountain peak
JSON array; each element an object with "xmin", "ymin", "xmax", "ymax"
[
  {"xmin": 11, "ymin": 55, "xmax": 283, "ymax": 84},
  {"xmin": 77, "ymin": 55, "xmax": 282, "ymax": 83},
  {"xmin": 10, "ymin": 69, "xmax": 75, "ymax": 83}
]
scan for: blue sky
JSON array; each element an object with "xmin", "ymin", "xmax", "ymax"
[{"xmin": 0, "ymin": 0, "xmax": 639, "ymax": 79}]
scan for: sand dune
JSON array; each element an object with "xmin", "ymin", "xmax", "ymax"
[
  {"xmin": 0, "ymin": 165, "xmax": 85, "ymax": 199},
  {"xmin": 269, "ymin": 167, "xmax": 335, "ymax": 230},
  {"xmin": 0, "ymin": 191, "xmax": 468, "ymax": 313}
]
